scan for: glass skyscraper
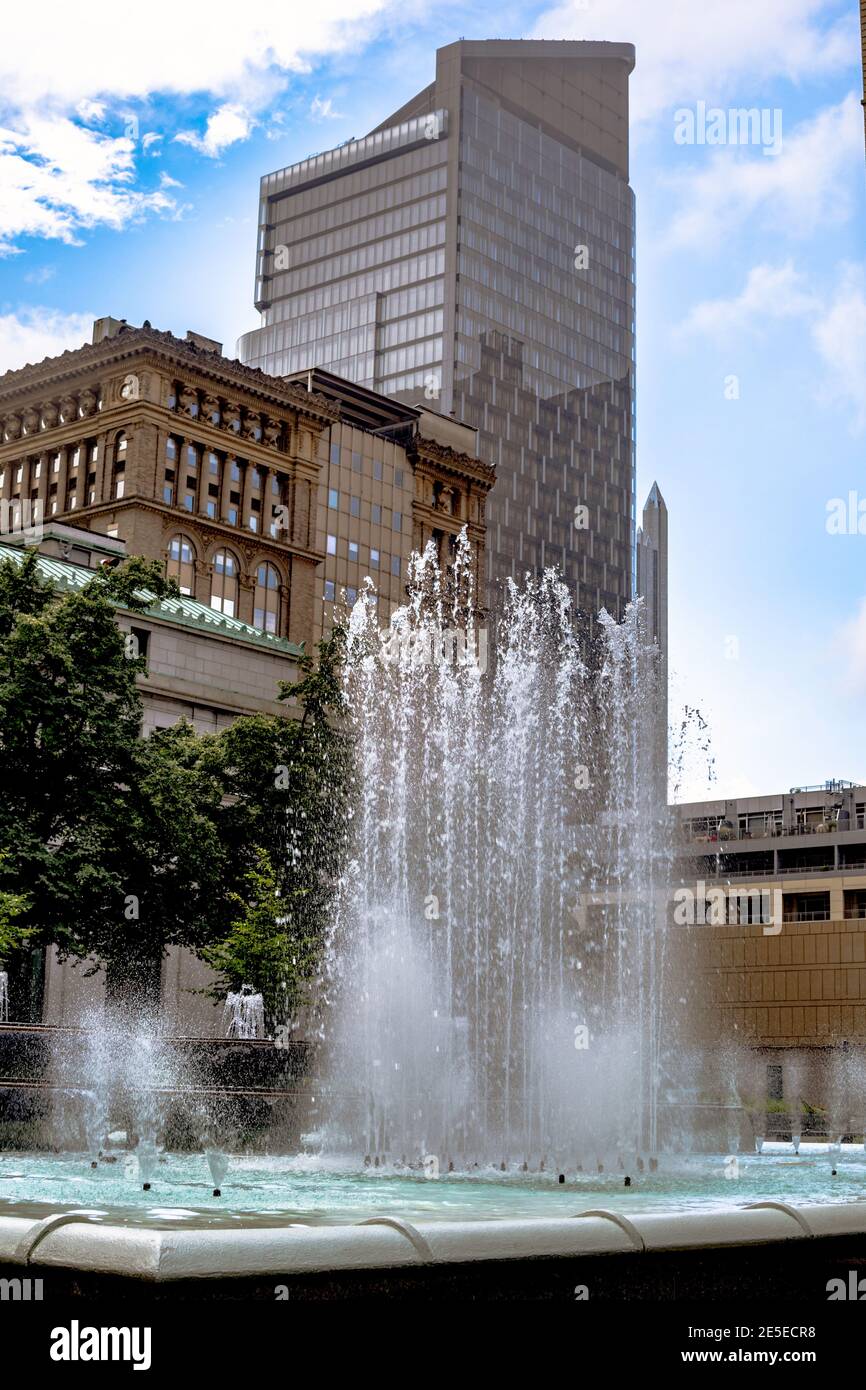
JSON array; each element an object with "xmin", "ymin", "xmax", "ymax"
[{"xmin": 239, "ymin": 39, "xmax": 636, "ymax": 618}]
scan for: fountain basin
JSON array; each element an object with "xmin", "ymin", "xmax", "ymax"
[
  {"xmin": 2, "ymin": 1146, "xmax": 866, "ymax": 1297},
  {"xmin": 1, "ymin": 1196, "xmax": 865, "ymax": 1300}
]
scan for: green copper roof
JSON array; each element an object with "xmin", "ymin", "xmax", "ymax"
[{"xmin": 0, "ymin": 543, "xmax": 304, "ymax": 656}]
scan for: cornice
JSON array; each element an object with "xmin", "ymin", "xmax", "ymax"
[
  {"xmin": 0, "ymin": 326, "xmax": 340, "ymax": 427},
  {"xmin": 409, "ymin": 436, "xmax": 496, "ymax": 489}
]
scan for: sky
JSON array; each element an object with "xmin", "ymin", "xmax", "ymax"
[{"xmin": 0, "ymin": 0, "xmax": 863, "ymax": 801}]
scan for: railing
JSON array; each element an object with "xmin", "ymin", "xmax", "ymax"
[
  {"xmin": 782, "ymin": 910, "xmax": 831, "ymax": 923},
  {"xmin": 682, "ymin": 818, "xmax": 866, "ymax": 844},
  {"xmin": 683, "ymin": 860, "xmax": 866, "ymax": 879}
]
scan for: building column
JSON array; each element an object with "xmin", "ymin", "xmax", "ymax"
[
  {"xmin": 197, "ymin": 449, "xmax": 211, "ymax": 517},
  {"xmin": 54, "ymin": 447, "xmax": 69, "ymax": 518},
  {"xmin": 241, "ymin": 461, "xmax": 256, "ymax": 533},
  {"xmin": 220, "ymin": 457, "xmax": 235, "ymax": 522},
  {"xmin": 36, "ymin": 451, "xmax": 50, "ymax": 522}
]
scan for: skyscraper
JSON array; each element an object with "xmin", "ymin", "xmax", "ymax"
[
  {"xmin": 239, "ymin": 39, "xmax": 637, "ymax": 621},
  {"xmin": 636, "ymin": 482, "xmax": 669, "ymax": 779}
]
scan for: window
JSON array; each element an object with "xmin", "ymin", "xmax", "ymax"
[
  {"xmin": 393, "ymin": 511, "xmax": 402, "ymax": 531},
  {"xmin": 395, "ymin": 469, "xmax": 404, "ymax": 488},
  {"xmin": 167, "ymin": 536, "xmax": 195, "ymax": 595},
  {"xmin": 230, "ymin": 461, "xmax": 241, "ymax": 482},
  {"xmin": 324, "ymin": 580, "xmax": 335, "ymax": 602},
  {"xmin": 351, "ymin": 451, "xmax": 362, "ymax": 472},
  {"xmin": 206, "ymin": 500, "xmax": 217, "ymax": 519},
  {"xmin": 330, "ymin": 443, "xmax": 340, "ymax": 467},
  {"xmin": 249, "ymin": 515, "xmax": 258, "ymax": 532},
  {"xmin": 228, "ymin": 506, "xmax": 239, "ymax": 526},
  {"xmin": 346, "ymin": 587, "xmax": 357, "ymax": 606},
  {"xmin": 328, "ymin": 488, "xmax": 339, "ymax": 509},
  {"xmin": 373, "ymin": 460, "xmax": 383, "ymax": 481},
  {"xmin": 370, "ymin": 548, "xmax": 380, "ymax": 569},
  {"xmin": 208, "ymin": 452, "xmax": 220, "ymax": 476},
  {"xmin": 211, "ymin": 549, "xmax": 239, "ymax": 616},
  {"xmin": 348, "ymin": 540, "xmax": 359, "ymax": 562},
  {"xmin": 326, "ymin": 534, "xmax": 337, "ymax": 555},
  {"xmin": 391, "ymin": 554, "xmax": 401, "ymax": 577},
  {"xmin": 254, "ymin": 562, "xmax": 280, "ymax": 633},
  {"xmin": 52, "ymin": 454, "xmax": 61, "ymax": 473},
  {"xmin": 371, "ymin": 503, "xmax": 381, "ymax": 524},
  {"xmin": 128, "ymin": 626, "xmax": 150, "ymax": 662},
  {"xmin": 350, "ymin": 495, "xmax": 360, "ymax": 518}
]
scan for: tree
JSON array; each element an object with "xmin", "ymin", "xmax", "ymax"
[
  {"xmin": 200, "ymin": 847, "xmax": 319, "ymax": 1031},
  {"xmin": 0, "ymin": 550, "xmax": 354, "ymax": 1019},
  {"xmin": 0, "ymin": 553, "xmax": 231, "ymax": 1005},
  {"xmin": 210, "ymin": 625, "xmax": 354, "ymax": 983}
]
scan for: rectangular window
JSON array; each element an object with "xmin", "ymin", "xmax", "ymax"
[
  {"xmin": 249, "ymin": 515, "xmax": 258, "ymax": 532},
  {"xmin": 115, "ymin": 478, "xmax": 125, "ymax": 499},
  {"xmin": 395, "ymin": 469, "xmax": 404, "ymax": 488},
  {"xmin": 206, "ymin": 500, "xmax": 216, "ymax": 519},
  {"xmin": 371, "ymin": 503, "xmax": 381, "ymax": 525},
  {"xmin": 324, "ymin": 580, "xmax": 335, "ymax": 601},
  {"xmin": 373, "ymin": 460, "xmax": 383, "ymax": 481},
  {"xmin": 348, "ymin": 541, "xmax": 359, "ymax": 562},
  {"xmin": 393, "ymin": 511, "xmax": 401, "ymax": 531},
  {"xmin": 326, "ymin": 534, "xmax": 337, "ymax": 555},
  {"xmin": 391, "ymin": 554, "xmax": 401, "ymax": 577},
  {"xmin": 330, "ymin": 443, "xmax": 340, "ymax": 467},
  {"xmin": 370, "ymin": 548, "xmax": 380, "ymax": 568},
  {"xmin": 346, "ymin": 586, "xmax": 357, "ymax": 605},
  {"xmin": 328, "ymin": 488, "xmax": 339, "ymax": 509},
  {"xmin": 350, "ymin": 495, "xmax": 360, "ymax": 518},
  {"xmin": 351, "ymin": 451, "xmax": 362, "ymax": 472},
  {"xmin": 228, "ymin": 506, "xmax": 238, "ymax": 525}
]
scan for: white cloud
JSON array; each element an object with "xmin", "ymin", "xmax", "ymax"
[
  {"xmin": 812, "ymin": 263, "xmax": 866, "ymax": 433},
  {"xmin": 677, "ymin": 257, "xmax": 866, "ymax": 431},
  {"xmin": 0, "ymin": 116, "xmax": 176, "ymax": 254},
  {"xmin": 0, "ymin": 1, "xmax": 394, "ymax": 108},
  {"xmin": 532, "ymin": 0, "xmax": 856, "ymax": 125},
  {"xmin": 310, "ymin": 95, "xmax": 342, "ymax": 121},
  {"xmin": 664, "ymin": 94, "xmax": 862, "ymax": 250},
  {"xmin": 0, "ymin": 0, "xmax": 396, "ymax": 250},
  {"xmin": 175, "ymin": 104, "xmax": 254, "ymax": 159},
  {"xmin": 0, "ymin": 307, "xmax": 94, "ymax": 375},
  {"xmin": 678, "ymin": 261, "xmax": 818, "ymax": 339}
]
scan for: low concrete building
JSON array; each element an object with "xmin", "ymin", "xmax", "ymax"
[{"xmin": 674, "ymin": 780, "xmax": 866, "ymax": 1117}]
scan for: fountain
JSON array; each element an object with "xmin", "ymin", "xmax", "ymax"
[
  {"xmin": 223, "ymin": 985, "xmax": 265, "ymax": 1040},
  {"xmin": 4, "ymin": 540, "xmax": 866, "ymax": 1296},
  {"xmin": 321, "ymin": 537, "xmax": 674, "ymax": 1168}
]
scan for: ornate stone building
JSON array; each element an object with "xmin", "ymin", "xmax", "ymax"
[
  {"xmin": 0, "ymin": 317, "xmax": 339, "ymax": 651},
  {"xmin": 0, "ymin": 320, "xmax": 493, "ymax": 648}
]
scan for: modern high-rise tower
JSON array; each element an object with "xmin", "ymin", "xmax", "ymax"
[{"xmin": 239, "ymin": 39, "xmax": 637, "ymax": 620}]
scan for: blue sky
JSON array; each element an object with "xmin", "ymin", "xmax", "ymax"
[{"xmin": 0, "ymin": 0, "xmax": 863, "ymax": 799}]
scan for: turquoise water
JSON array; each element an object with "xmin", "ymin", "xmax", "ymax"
[{"xmin": 1, "ymin": 1144, "xmax": 864, "ymax": 1228}]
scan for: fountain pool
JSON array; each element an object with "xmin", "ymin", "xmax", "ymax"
[{"xmin": 2, "ymin": 1145, "xmax": 865, "ymax": 1226}]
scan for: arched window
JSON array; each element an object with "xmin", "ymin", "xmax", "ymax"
[
  {"xmin": 113, "ymin": 432, "xmax": 127, "ymax": 499},
  {"xmin": 166, "ymin": 536, "xmax": 195, "ymax": 595},
  {"xmin": 211, "ymin": 549, "xmax": 239, "ymax": 617},
  {"xmin": 254, "ymin": 562, "xmax": 280, "ymax": 633}
]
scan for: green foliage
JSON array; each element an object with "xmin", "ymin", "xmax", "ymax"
[
  {"xmin": 0, "ymin": 549, "xmax": 353, "ymax": 1015},
  {"xmin": 200, "ymin": 847, "xmax": 319, "ymax": 1028}
]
